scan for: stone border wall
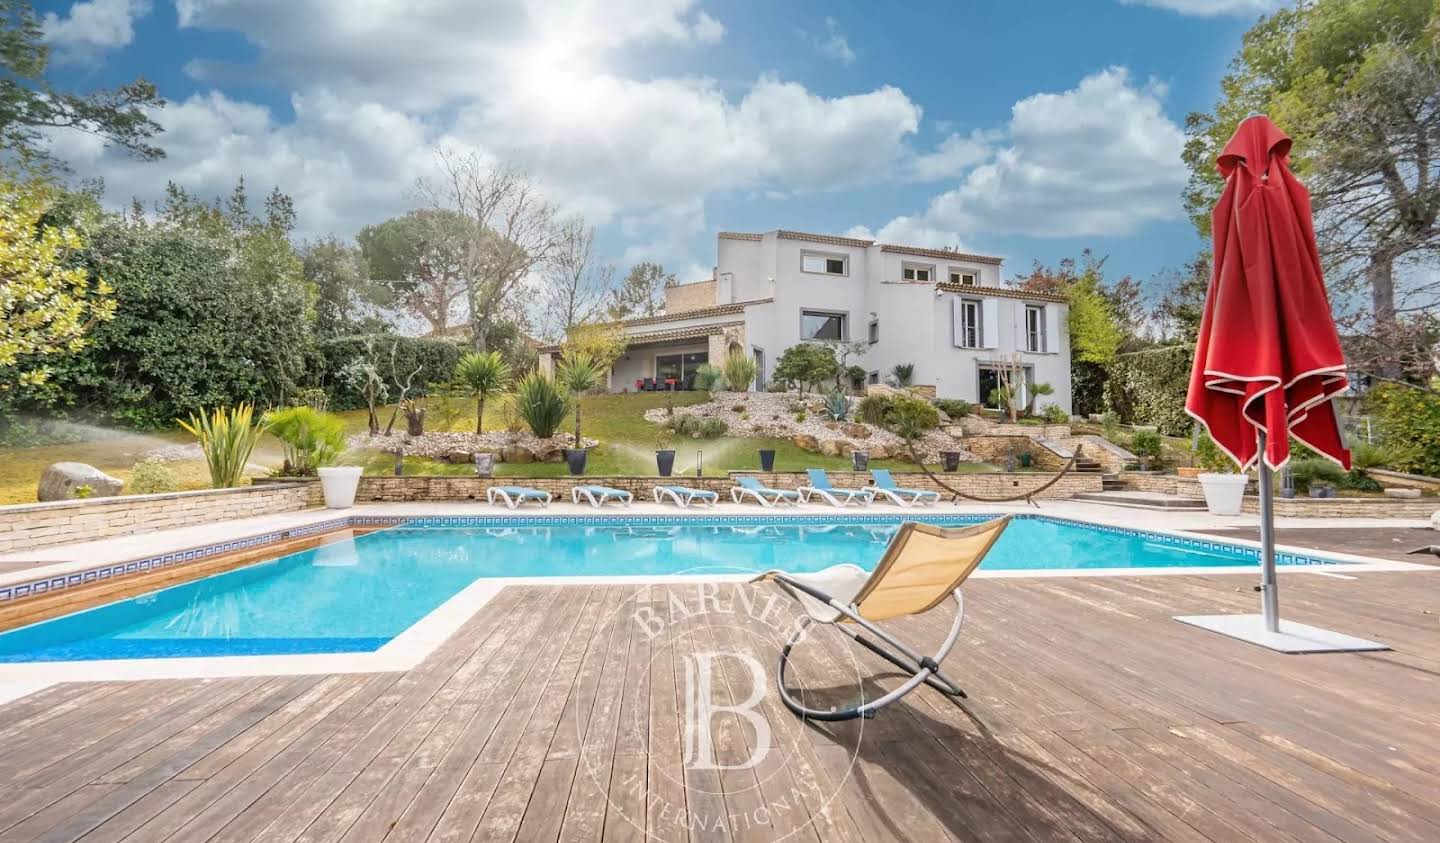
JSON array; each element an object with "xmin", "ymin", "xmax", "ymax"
[
  {"xmin": 1120, "ymin": 472, "xmax": 1436, "ymax": 517},
  {"xmin": 356, "ymin": 471, "xmax": 1100, "ymax": 502},
  {"xmin": 0, "ymin": 484, "xmax": 319, "ymax": 555}
]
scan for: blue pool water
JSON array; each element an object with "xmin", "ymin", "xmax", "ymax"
[{"xmin": 0, "ymin": 516, "xmax": 1330, "ymax": 663}]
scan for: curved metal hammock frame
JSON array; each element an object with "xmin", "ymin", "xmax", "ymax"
[{"xmin": 903, "ymin": 441, "xmax": 1083, "ymax": 506}]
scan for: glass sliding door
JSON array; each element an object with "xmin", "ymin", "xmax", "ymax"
[{"xmin": 655, "ymin": 351, "xmax": 709, "ymax": 388}]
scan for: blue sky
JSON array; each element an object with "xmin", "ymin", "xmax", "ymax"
[{"xmin": 36, "ymin": 0, "xmax": 1285, "ymax": 293}]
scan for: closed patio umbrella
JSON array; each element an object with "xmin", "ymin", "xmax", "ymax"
[{"xmin": 1174, "ymin": 114, "xmax": 1386, "ymax": 653}]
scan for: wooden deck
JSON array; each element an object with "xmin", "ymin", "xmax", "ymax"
[{"xmin": 0, "ymin": 569, "xmax": 1437, "ymax": 841}]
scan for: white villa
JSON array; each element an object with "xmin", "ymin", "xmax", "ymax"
[{"xmin": 538, "ymin": 229, "xmax": 1072, "ymax": 411}]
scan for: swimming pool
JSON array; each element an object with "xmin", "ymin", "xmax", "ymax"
[{"xmin": 0, "ymin": 515, "xmax": 1336, "ymax": 663}]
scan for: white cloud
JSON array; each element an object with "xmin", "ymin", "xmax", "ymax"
[
  {"xmin": 1118, "ymin": 0, "xmax": 1288, "ymax": 16},
  {"xmin": 43, "ymin": 0, "xmax": 150, "ymax": 60},
  {"xmin": 805, "ymin": 17, "xmax": 856, "ymax": 64},
  {"xmin": 859, "ymin": 67, "xmax": 1187, "ymax": 243},
  {"xmin": 908, "ymin": 131, "xmax": 994, "ymax": 181}
]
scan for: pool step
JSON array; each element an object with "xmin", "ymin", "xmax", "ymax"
[{"xmin": 1072, "ymin": 491, "xmax": 1208, "ymax": 511}]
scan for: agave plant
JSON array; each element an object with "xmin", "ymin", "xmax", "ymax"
[
  {"xmin": 177, "ymin": 403, "xmax": 266, "ymax": 488},
  {"xmin": 511, "ymin": 371, "xmax": 571, "ymax": 439},
  {"xmin": 823, "ymin": 389, "xmax": 850, "ymax": 422}
]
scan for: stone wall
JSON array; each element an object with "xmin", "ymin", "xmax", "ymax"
[
  {"xmin": 963, "ymin": 436, "xmax": 1068, "ymax": 471},
  {"xmin": 664, "ymin": 279, "xmax": 717, "ymax": 312},
  {"xmin": 0, "ymin": 483, "xmax": 318, "ymax": 555},
  {"xmin": 357, "ymin": 471, "xmax": 1099, "ymax": 502},
  {"xmin": 1243, "ymin": 496, "xmax": 1437, "ymax": 518},
  {"xmin": 1368, "ymin": 469, "xmax": 1440, "ymax": 492}
]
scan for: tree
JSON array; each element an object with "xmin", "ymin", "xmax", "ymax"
[
  {"xmin": 453, "ymin": 350, "xmax": 511, "ymax": 435},
  {"xmin": 0, "ymin": 170, "xmax": 114, "ymax": 389},
  {"xmin": 302, "ymin": 237, "xmax": 388, "ymax": 338},
  {"xmin": 540, "ymin": 217, "xmax": 614, "ymax": 340},
  {"xmin": 417, "ymin": 151, "xmax": 565, "ymax": 352},
  {"xmin": 772, "ymin": 344, "xmax": 839, "ymax": 397},
  {"xmin": 563, "ymin": 322, "xmax": 628, "ymax": 372},
  {"xmin": 357, "ymin": 209, "xmax": 472, "ymax": 336},
  {"xmin": 607, "ymin": 261, "xmax": 673, "ymax": 319},
  {"xmin": 1183, "ymin": 0, "xmax": 1440, "ymax": 380},
  {"xmin": 1151, "ymin": 253, "xmax": 1211, "ymax": 344},
  {"xmin": 0, "ymin": 1, "xmax": 165, "ymax": 164},
  {"xmin": 555, "ymin": 350, "xmax": 605, "ymax": 447}
]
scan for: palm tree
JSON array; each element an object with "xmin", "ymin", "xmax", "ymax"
[
  {"xmin": 555, "ymin": 350, "xmax": 607, "ymax": 446},
  {"xmin": 453, "ymin": 351, "xmax": 512, "ymax": 434}
]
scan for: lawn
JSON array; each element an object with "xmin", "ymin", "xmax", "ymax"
[{"xmin": 0, "ymin": 392, "xmax": 992, "ymax": 504}]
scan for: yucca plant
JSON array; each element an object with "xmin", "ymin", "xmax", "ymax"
[
  {"xmin": 263, "ymin": 406, "xmax": 347, "ymax": 476},
  {"xmin": 891, "ymin": 362, "xmax": 915, "ymax": 386},
  {"xmin": 722, "ymin": 351, "xmax": 758, "ymax": 392},
  {"xmin": 555, "ymin": 350, "xmax": 606, "ymax": 445},
  {"xmin": 512, "ymin": 371, "xmax": 571, "ymax": 439},
  {"xmin": 177, "ymin": 403, "xmax": 266, "ymax": 488},
  {"xmin": 453, "ymin": 351, "xmax": 512, "ymax": 435}
]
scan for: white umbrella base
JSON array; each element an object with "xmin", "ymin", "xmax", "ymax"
[{"xmin": 1174, "ymin": 614, "xmax": 1389, "ymax": 654}]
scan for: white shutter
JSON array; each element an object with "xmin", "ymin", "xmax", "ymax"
[
  {"xmin": 950, "ymin": 298, "xmax": 963, "ymax": 347},
  {"xmin": 981, "ymin": 298, "xmax": 999, "ymax": 349},
  {"xmin": 1043, "ymin": 305, "xmax": 1060, "ymax": 353}
]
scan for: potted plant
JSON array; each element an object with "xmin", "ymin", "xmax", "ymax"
[
  {"xmin": 940, "ymin": 451, "xmax": 962, "ymax": 472},
  {"xmin": 758, "ymin": 448, "xmax": 776, "ymax": 472},
  {"xmin": 556, "ymin": 350, "xmax": 605, "ymax": 476},
  {"xmin": 655, "ymin": 428, "xmax": 676, "ymax": 476},
  {"xmin": 851, "ymin": 450, "xmax": 869, "ymax": 471},
  {"xmin": 1194, "ymin": 432, "xmax": 1246, "ymax": 516},
  {"xmin": 473, "ymin": 452, "xmax": 497, "ymax": 477}
]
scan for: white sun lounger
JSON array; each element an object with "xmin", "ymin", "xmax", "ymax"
[
  {"xmin": 730, "ymin": 476, "xmax": 800, "ymax": 507},
  {"xmin": 868, "ymin": 469, "xmax": 941, "ymax": 507},
  {"xmin": 653, "ymin": 486, "xmax": 719, "ymax": 507},
  {"xmin": 486, "ymin": 486, "xmax": 552, "ymax": 509},
  {"xmin": 798, "ymin": 468, "xmax": 873, "ymax": 507},
  {"xmin": 571, "ymin": 485, "xmax": 634, "ymax": 508}
]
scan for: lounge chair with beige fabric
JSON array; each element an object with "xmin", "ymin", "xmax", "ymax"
[{"xmin": 752, "ymin": 515, "xmax": 1010, "ymax": 721}]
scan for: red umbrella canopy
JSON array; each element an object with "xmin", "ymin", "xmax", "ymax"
[{"xmin": 1185, "ymin": 115, "xmax": 1351, "ymax": 471}]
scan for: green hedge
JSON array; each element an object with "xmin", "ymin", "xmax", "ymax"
[
  {"xmin": 318, "ymin": 335, "xmax": 467, "ymax": 410},
  {"xmin": 1367, "ymin": 383, "xmax": 1440, "ymax": 477},
  {"xmin": 1104, "ymin": 345, "xmax": 1192, "ymax": 436}
]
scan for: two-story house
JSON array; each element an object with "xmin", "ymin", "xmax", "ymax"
[{"xmin": 537, "ymin": 229, "xmax": 1072, "ymax": 412}]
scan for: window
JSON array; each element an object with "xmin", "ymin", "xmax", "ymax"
[
  {"xmin": 949, "ymin": 269, "xmax": 977, "ymax": 286},
  {"xmin": 655, "ymin": 351, "xmax": 710, "ymax": 388},
  {"xmin": 801, "ymin": 310, "xmax": 847, "ymax": 341},
  {"xmin": 867, "ymin": 318, "xmax": 879, "ymax": 344},
  {"xmin": 1025, "ymin": 305, "xmax": 1046, "ymax": 352},
  {"xmin": 867, "ymin": 370, "xmax": 880, "ymax": 385},
  {"xmin": 956, "ymin": 299, "xmax": 981, "ymax": 348},
  {"xmin": 901, "ymin": 263, "xmax": 933, "ymax": 282},
  {"xmin": 801, "ymin": 252, "xmax": 847, "ymax": 275}
]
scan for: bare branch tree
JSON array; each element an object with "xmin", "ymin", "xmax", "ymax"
[
  {"xmin": 539, "ymin": 217, "xmax": 615, "ymax": 341},
  {"xmin": 416, "ymin": 150, "xmax": 566, "ymax": 351}
]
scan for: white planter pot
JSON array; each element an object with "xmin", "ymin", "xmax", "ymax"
[
  {"xmin": 318, "ymin": 466, "xmax": 362, "ymax": 509},
  {"xmin": 1198, "ymin": 473, "xmax": 1247, "ymax": 516}
]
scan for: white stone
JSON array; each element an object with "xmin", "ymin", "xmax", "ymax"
[
  {"xmin": 36, "ymin": 463, "xmax": 123, "ymax": 502},
  {"xmin": 1384, "ymin": 487, "xmax": 1421, "ymax": 499}
]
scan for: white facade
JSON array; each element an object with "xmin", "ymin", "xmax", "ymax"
[{"xmin": 541, "ymin": 230, "xmax": 1072, "ymax": 412}]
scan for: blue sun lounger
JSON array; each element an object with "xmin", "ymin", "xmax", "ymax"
[
  {"xmin": 730, "ymin": 475, "xmax": 800, "ymax": 507},
  {"xmin": 653, "ymin": 486, "xmax": 719, "ymax": 507},
  {"xmin": 572, "ymin": 485, "xmax": 634, "ymax": 508},
  {"xmin": 798, "ymin": 469, "xmax": 873, "ymax": 507},
  {"xmin": 486, "ymin": 486, "xmax": 552, "ymax": 509},
  {"xmin": 868, "ymin": 469, "xmax": 941, "ymax": 507}
]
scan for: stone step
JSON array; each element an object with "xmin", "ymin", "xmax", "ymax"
[{"xmin": 1072, "ymin": 491, "xmax": 1208, "ymax": 511}]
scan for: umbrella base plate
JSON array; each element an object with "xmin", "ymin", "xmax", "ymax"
[{"xmin": 1174, "ymin": 614, "xmax": 1389, "ymax": 654}]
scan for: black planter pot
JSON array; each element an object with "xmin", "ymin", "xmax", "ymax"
[
  {"xmin": 851, "ymin": 450, "xmax": 869, "ymax": 471},
  {"xmin": 563, "ymin": 448, "xmax": 588, "ymax": 476},
  {"xmin": 656, "ymin": 450, "xmax": 676, "ymax": 477},
  {"xmin": 940, "ymin": 451, "xmax": 961, "ymax": 473},
  {"xmin": 758, "ymin": 449, "xmax": 776, "ymax": 472}
]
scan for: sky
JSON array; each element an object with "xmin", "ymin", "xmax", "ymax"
[{"xmin": 35, "ymin": 0, "xmax": 1288, "ymax": 293}]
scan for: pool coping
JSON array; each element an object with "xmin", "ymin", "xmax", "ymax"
[{"xmin": 0, "ymin": 508, "xmax": 1430, "ymax": 700}]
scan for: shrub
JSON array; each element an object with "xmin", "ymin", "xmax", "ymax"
[
  {"xmin": 289, "ymin": 387, "xmax": 330, "ymax": 412},
  {"xmin": 722, "ymin": 351, "xmax": 759, "ymax": 392},
  {"xmin": 1290, "ymin": 458, "xmax": 1347, "ymax": 493},
  {"xmin": 1041, "ymin": 404, "xmax": 1069, "ymax": 424},
  {"xmin": 1100, "ymin": 410, "xmax": 1121, "ymax": 439},
  {"xmin": 1344, "ymin": 470, "xmax": 1383, "ymax": 492},
  {"xmin": 886, "ymin": 395, "xmax": 940, "ymax": 440},
  {"xmin": 1367, "ymin": 384, "xmax": 1440, "ymax": 477},
  {"xmin": 891, "ymin": 363, "xmax": 915, "ymax": 386},
  {"xmin": 320, "ymin": 334, "xmax": 466, "ymax": 411},
  {"xmin": 264, "ymin": 406, "xmax": 347, "ymax": 476},
  {"xmin": 858, "ymin": 394, "xmax": 894, "ymax": 425},
  {"xmin": 1104, "ymin": 345, "xmax": 1192, "ymax": 435},
  {"xmin": 794, "ymin": 411, "xmax": 807, "ymax": 423},
  {"xmin": 1193, "ymin": 431, "xmax": 1237, "ymax": 473},
  {"xmin": 1129, "ymin": 430, "xmax": 1164, "ymax": 467},
  {"xmin": 772, "ymin": 344, "xmax": 839, "ymax": 396},
  {"xmin": 699, "ymin": 418, "xmax": 728, "ymax": 438},
  {"xmin": 692, "ymin": 363, "xmax": 725, "ymax": 391},
  {"xmin": 128, "ymin": 456, "xmax": 178, "ymax": 494},
  {"xmin": 669, "ymin": 414, "xmax": 703, "ymax": 436},
  {"xmin": 511, "ymin": 372, "xmax": 570, "ymax": 438},
  {"xmin": 845, "ymin": 365, "xmax": 867, "ymax": 391},
  {"xmin": 932, "ymin": 398, "xmax": 972, "ymax": 419},
  {"xmin": 823, "ymin": 389, "xmax": 850, "ymax": 422},
  {"xmin": 177, "ymin": 404, "xmax": 266, "ymax": 488}
]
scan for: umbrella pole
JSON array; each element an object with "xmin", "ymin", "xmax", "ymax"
[{"xmin": 1257, "ymin": 431, "xmax": 1280, "ymax": 632}]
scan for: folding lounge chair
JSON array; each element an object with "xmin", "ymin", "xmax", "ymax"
[
  {"xmin": 753, "ymin": 515, "xmax": 1010, "ymax": 721},
  {"xmin": 653, "ymin": 486, "xmax": 719, "ymax": 507},
  {"xmin": 572, "ymin": 485, "xmax": 634, "ymax": 508},
  {"xmin": 798, "ymin": 469, "xmax": 873, "ymax": 507},
  {"xmin": 868, "ymin": 469, "xmax": 941, "ymax": 507},
  {"xmin": 486, "ymin": 486, "xmax": 552, "ymax": 509},
  {"xmin": 730, "ymin": 476, "xmax": 800, "ymax": 507}
]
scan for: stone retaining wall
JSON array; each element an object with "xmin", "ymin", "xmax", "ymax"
[
  {"xmin": 0, "ymin": 483, "xmax": 318, "ymax": 555},
  {"xmin": 358, "ymin": 470, "xmax": 1099, "ymax": 502},
  {"xmin": 1243, "ymin": 496, "xmax": 1437, "ymax": 518},
  {"xmin": 962, "ymin": 436, "xmax": 1068, "ymax": 471}
]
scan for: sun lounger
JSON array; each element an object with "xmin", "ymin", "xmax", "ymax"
[
  {"xmin": 754, "ymin": 515, "xmax": 1010, "ymax": 721},
  {"xmin": 868, "ymin": 468, "xmax": 941, "ymax": 507},
  {"xmin": 653, "ymin": 486, "xmax": 719, "ymax": 507},
  {"xmin": 571, "ymin": 485, "xmax": 633, "ymax": 508},
  {"xmin": 730, "ymin": 476, "xmax": 800, "ymax": 507},
  {"xmin": 486, "ymin": 486, "xmax": 552, "ymax": 509},
  {"xmin": 798, "ymin": 468, "xmax": 873, "ymax": 507}
]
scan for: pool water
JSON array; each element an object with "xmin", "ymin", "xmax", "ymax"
[{"xmin": 0, "ymin": 516, "xmax": 1325, "ymax": 662}]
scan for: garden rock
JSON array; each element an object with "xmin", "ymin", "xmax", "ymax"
[
  {"xmin": 501, "ymin": 444, "xmax": 534, "ymax": 464},
  {"xmin": 528, "ymin": 441, "xmax": 564, "ymax": 463},
  {"xmin": 1384, "ymin": 487, "xmax": 1421, "ymax": 499},
  {"xmin": 869, "ymin": 444, "xmax": 892, "ymax": 460},
  {"xmin": 791, "ymin": 434, "xmax": 820, "ymax": 453},
  {"xmin": 446, "ymin": 451, "xmax": 472, "ymax": 464},
  {"xmin": 842, "ymin": 423, "xmax": 871, "ymax": 440},
  {"xmin": 38, "ymin": 463, "xmax": 123, "ymax": 502},
  {"xmin": 819, "ymin": 439, "xmax": 847, "ymax": 457}
]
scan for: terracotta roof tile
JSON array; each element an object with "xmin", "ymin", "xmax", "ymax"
[
  {"xmin": 718, "ymin": 232, "xmax": 763, "ymax": 241},
  {"xmin": 616, "ymin": 298, "xmax": 771, "ymax": 328},
  {"xmin": 775, "ymin": 230, "xmax": 874, "ymax": 248},
  {"xmin": 880, "ymin": 243, "xmax": 1004, "ymax": 266},
  {"xmin": 538, "ymin": 321, "xmax": 745, "ymax": 353},
  {"xmin": 936, "ymin": 283, "xmax": 1066, "ymax": 303}
]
